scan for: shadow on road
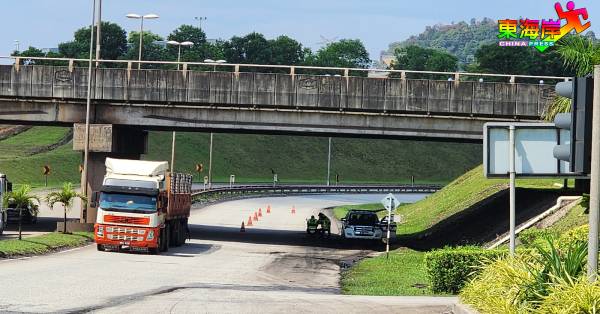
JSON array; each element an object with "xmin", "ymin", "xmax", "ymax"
[{"xmin": 189, "ymin": 224, "xmax": 386, "ymax": 251}]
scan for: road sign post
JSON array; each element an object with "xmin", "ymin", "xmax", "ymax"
[
  {"xmin": 230, "ymin": 175, "xmax": 235, "ymax": 188},
  {"xmin": 203, "ymin": 175, "xmax": 208, "ymax": 191},
  {"xmin": 381, "ymin": 193, "xmax": 399, "ymax": 259},
  {"xmin": 42, "ymin": 165, "xmax": 50, "ymax": 187}
]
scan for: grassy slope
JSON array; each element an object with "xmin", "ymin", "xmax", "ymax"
[
  {"xmin": 0, "ymin": 128, "xmax": 482, "ymax": 187},
  {"xmin": 0, "ymin": 232, "xmax": 93, "ymax": 257},
  {"xmin": 339, "ymin": 165, "xmax": 567, "ymax": 296},
  {"xmin": 333, "ymin": 165, "xmax": 566, "ymax": 235},
  {"xmin": 144, "ymin": 131, "xmax": 482, "ymax": 183}
]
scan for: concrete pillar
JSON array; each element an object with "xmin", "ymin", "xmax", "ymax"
[{"xmin": 73, "ymin": 124, "xmax": 148, "ymax": 224}]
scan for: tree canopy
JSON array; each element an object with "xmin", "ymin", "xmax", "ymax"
[{"xmin": 393, "ymin": 45, "xmax": 458, "ymax": 72}]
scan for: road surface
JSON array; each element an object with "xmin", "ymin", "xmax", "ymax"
[{"xmin": 0, "ymin": 193, "xmax": 459, "ymax": 313}]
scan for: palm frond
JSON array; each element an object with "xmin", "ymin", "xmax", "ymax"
[
  {"xmin": 542, "ymin": 96, "xmax": 572, "ymax": 121},
  {"xmin": 556, "ymin": 36, "xmax": 599, "ymax": 76}
]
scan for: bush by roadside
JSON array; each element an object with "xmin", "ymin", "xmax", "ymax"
[
  {"xmin": 424, "ymin": 246, "xmax": 506, "ymax": 294},
  {"xmin": 0, "ymin": 232, "xmax": 93, "ymax": 258}
]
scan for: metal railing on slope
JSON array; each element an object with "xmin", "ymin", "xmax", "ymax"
[{"xmin": 190, "ymin": 184, "xmax": 443, "ymax": 203}]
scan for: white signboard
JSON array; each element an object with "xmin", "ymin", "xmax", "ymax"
[
  {"xmin": 381, "ymin": 193, "xmax": 400, "ymax": 211},
  {"xmin": 484, "ymin": 122, "xmax": 572, "ymax": 178}
]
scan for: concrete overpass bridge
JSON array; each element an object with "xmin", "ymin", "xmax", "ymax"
[{"xmin": 0, "ymin": 56, "xmax": 567, "ymax": 222}]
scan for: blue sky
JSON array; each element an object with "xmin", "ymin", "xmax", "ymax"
[{"xmin": 1, "ymin": 0, "xmax": 599, "ymax": 60}]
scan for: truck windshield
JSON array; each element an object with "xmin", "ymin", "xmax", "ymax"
[{"xmin": 99, "ymin": 192, "xmax": 157, "ymax": 213}]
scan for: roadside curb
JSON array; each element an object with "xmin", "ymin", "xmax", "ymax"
[{"xmin": 453, "ymin": 302, "xmax": 479, "ymax": 314}]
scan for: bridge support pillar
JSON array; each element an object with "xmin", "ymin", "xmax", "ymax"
[{"xmin": 73, "ymin": 124, "xmax": 148, "ymax": 223}]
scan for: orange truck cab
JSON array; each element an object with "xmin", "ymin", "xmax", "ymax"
[{"xmin": 93, "ymin": 158, "xmax": 192, "ymax": 254}]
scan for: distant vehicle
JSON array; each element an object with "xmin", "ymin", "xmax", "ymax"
[
  {"xmin": 0, "ymin": 174, "xmax": 9, "ymax": 235},
  {"xmin": 340, "ymin": 210, "xmax": 396, "ymax": 241},
  {"xmin": 93, "ymin": 158, "xmax": 193, "ymax": 254}
]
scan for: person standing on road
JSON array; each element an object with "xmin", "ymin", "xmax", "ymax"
[
  {"xmin": 317, "ymin": 213, "xmax": 331, "ymax": 238},
  {"xmin": 307, "ymin": 215, "xmax": 318, "ymax": 234}
]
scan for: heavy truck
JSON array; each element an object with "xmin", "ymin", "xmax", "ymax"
[{"xmin": 93, "ymin": 158, "xmax": 193, "ymax": 254}]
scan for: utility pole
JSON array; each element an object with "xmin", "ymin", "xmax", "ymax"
[
  {"xmin": 326, "ymin": 137, "xmax": 332, "ymax": 186},
  {"xmin": 95, "ymin": 0, "xmax": 102, "ymax": 67},
  {"xmin": 588, "ymin": 65, "xmax": 600, "ymax": 281},
  {"xmin": 208, "ymin": 133, "xmax": 213, "ymax": 189},
  {"xmin": 509, "ymin": 125, "xmax": 516, "ymax": 256}
]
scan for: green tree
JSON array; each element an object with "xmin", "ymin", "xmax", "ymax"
[
  {"xmin": 223, "ymin": 32, "xmax": 272, "ymax": 64},
  {"xmin": 46, "ymin": 182, "xmax": 86, "ymax": 234},
  {"xmin": 308, "ymin": 39, "xmax": 371, "ymax": 68},
  {"xmin": 12, "ymin": 47, "xmax": 65, "ymax": 65},
  {"xmin": 3, "ymin": 185, "xmax": 40, "ymax": 240},
  {"xmin": 59, "ymin": 21, "xmax": 127, "ymax": 60},
  {"xmin": 393, "ymin": 45, "xmax": 458, "ymax": 72},
  {"xmin": 268, "ymin": 35, "xmax": 305, "ymax": 65},
  {"xmin": 122, "ymin": 31, "xmax": 168, "ymax": 68},
  {"xmin": 167, "ymin": 25, "xmax": 208, "ymax": 63}
]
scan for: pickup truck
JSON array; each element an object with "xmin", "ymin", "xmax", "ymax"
[{"xmin": 340, "ymin": 210, "xmax": 397, "ymax": 241}]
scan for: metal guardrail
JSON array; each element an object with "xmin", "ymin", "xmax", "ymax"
[
  {"xmin": 0, "ymin": 56, "xmax": 570, "ymax": 83},
  {"xmin": 190, "ymin": 184, "xmax": 442, "ymax": 202}
]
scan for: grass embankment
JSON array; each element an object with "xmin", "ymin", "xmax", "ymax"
[
  {"xmin": 0, "ymin": 232, "xmax": 94, "ymax": 258},
  {"xmin": 333, "ymin": 165, "xmax": 566, "ymax": 235},
  {"xmin": 338, "ymin": 164, "xmax": 569, "ymax": 296},
  {"xmin": 0, "ymin": 126, "xmax": 483, "ymax": 186}
]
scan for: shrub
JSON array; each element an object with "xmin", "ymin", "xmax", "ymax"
[
  {"xmin": 460, "ymin": 256, "xmax": 536, "ymax": 314},
  {"xmin": 519, "ymin": 228, "xmax": 555, "ymax": 247},
  {"xmin": 424, "ymin": 246, "xmax": 506, "ymax": 294},
  {"xmin": 535, "ymin": 276, "xmax": 600, "ymax": 314},
  {"xmin": 557, "ymin": 224, "xmax": 589, "ymax": 249}
]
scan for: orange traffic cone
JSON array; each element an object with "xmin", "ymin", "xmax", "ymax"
[
  {"xmin": 267, "ymin": 205, "xmax": 271, "ymax": 214},
  {"xmin": 258, "ymin": 208, "xmax": 263, "ymax": 217},
  {"xmin": 247, "ymin": 216, "xmax": 253, "ymax": 226},
  {"xmin": 291, "ymin": 205, "xmax": 296, "ymax": 214},
  {"xmin": 240, "ymin": 221, "xmax": 246, "ymax": 232},
  {"xmin": 253, "ymin": 212, "xmax": 259, "ymax": 221}
]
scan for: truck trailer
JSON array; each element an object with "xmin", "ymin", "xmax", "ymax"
[{"xmin": 93, "ymin": 158, "xmax": 192, "ymax": 254}]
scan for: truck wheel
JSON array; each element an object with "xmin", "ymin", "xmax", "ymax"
[
  {"xmin": 96, "ymin": 244, "xmax": 104, "ymax": 251},
  {"xmin": 176, "ymin": 220, "xmax": 186, "ymax": 246},
  {"xmin": 170, "ymin": 221, "xmax": 179, "ymax": 247},
  {"xmin": 160, "ymin": 225, "xmax": 170, "ymax": 252},
  {"xmin": 148, "ymin": 247, "xmax": 159, "ymax": 255}
]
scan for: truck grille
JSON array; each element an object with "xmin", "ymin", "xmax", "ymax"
[
  {"xmin": 353, "ymin": 226, "xmax": 374, "ymax": 235},
  {"xmin": 105, "ymin": 227, "xmax": 146, "ymax": 235},
  {"xmin": 104, "ymin": 215, "xmax": 149, "ymax": 225},
  {"xmin": 107, "ymin": 234, "xmax": 144, "ymax": 241}
]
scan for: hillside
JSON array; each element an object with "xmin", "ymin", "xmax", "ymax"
[
  {"xmin": 384, "ymin": 18, "xmax": 497, "ymax": 67},
  {"xmin": 0, "ymin": 127, "xmax": 482, "ymax": 186}
]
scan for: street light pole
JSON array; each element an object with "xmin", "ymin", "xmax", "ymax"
[
  {"xmin": 127, "ymin": 13, "xmax": 159, "ymax": 70},
  {"xmin": 82, "ymin": 0, "xmax": 97, "ymax": 223},
  {"xmin": 95, "ymin": 0, "xmax": 102, "ymax": 67},
  {"xmin": 166, "ymin": 40, "xmax": 194, "ymax": 172},
  {"xmin": 138, "ymin": 17, "xmax": 144, "ymax": 69}
]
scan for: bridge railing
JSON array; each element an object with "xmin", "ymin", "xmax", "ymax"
[
  {"xmin": 0, "ymin": 56, "xmax": 569, "ymax": 83},
  {"xmin": 0, "ymin": 56, "xmax": 565, "ymax": 119}
]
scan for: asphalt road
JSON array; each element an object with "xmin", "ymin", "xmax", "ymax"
[{"xmin": 0, "ymin": 193, "xmax": 458, "ymax": 314}]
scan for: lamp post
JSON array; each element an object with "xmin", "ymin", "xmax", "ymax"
[
  {"xmin": 166, "ymin": 40, "xmax": 194, "ymax": 172},
  {"xmin": 126, "ymin": 13, "xmax": 159, "ymax": 69},
  {"xmin": 194, "ymin": 16, "xmax": 207, "ymax": 29},
  {"xmin": 326, "ymin": 137, "xmax": 332, "ymax": 186},
  {"xmin": 14, "ymin": 40, "xmax": 19, "ymax": 53},
  {"xmin": 203, "ymin": 59, "xmax": 227, "ymax": 71},
  {"xmin": 167, "ymin": 40, "xmax": 194, "ymax": 70},
  {"xmin": 81, "ymin": 0, "xmax": 97, "ymax": 222}
]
